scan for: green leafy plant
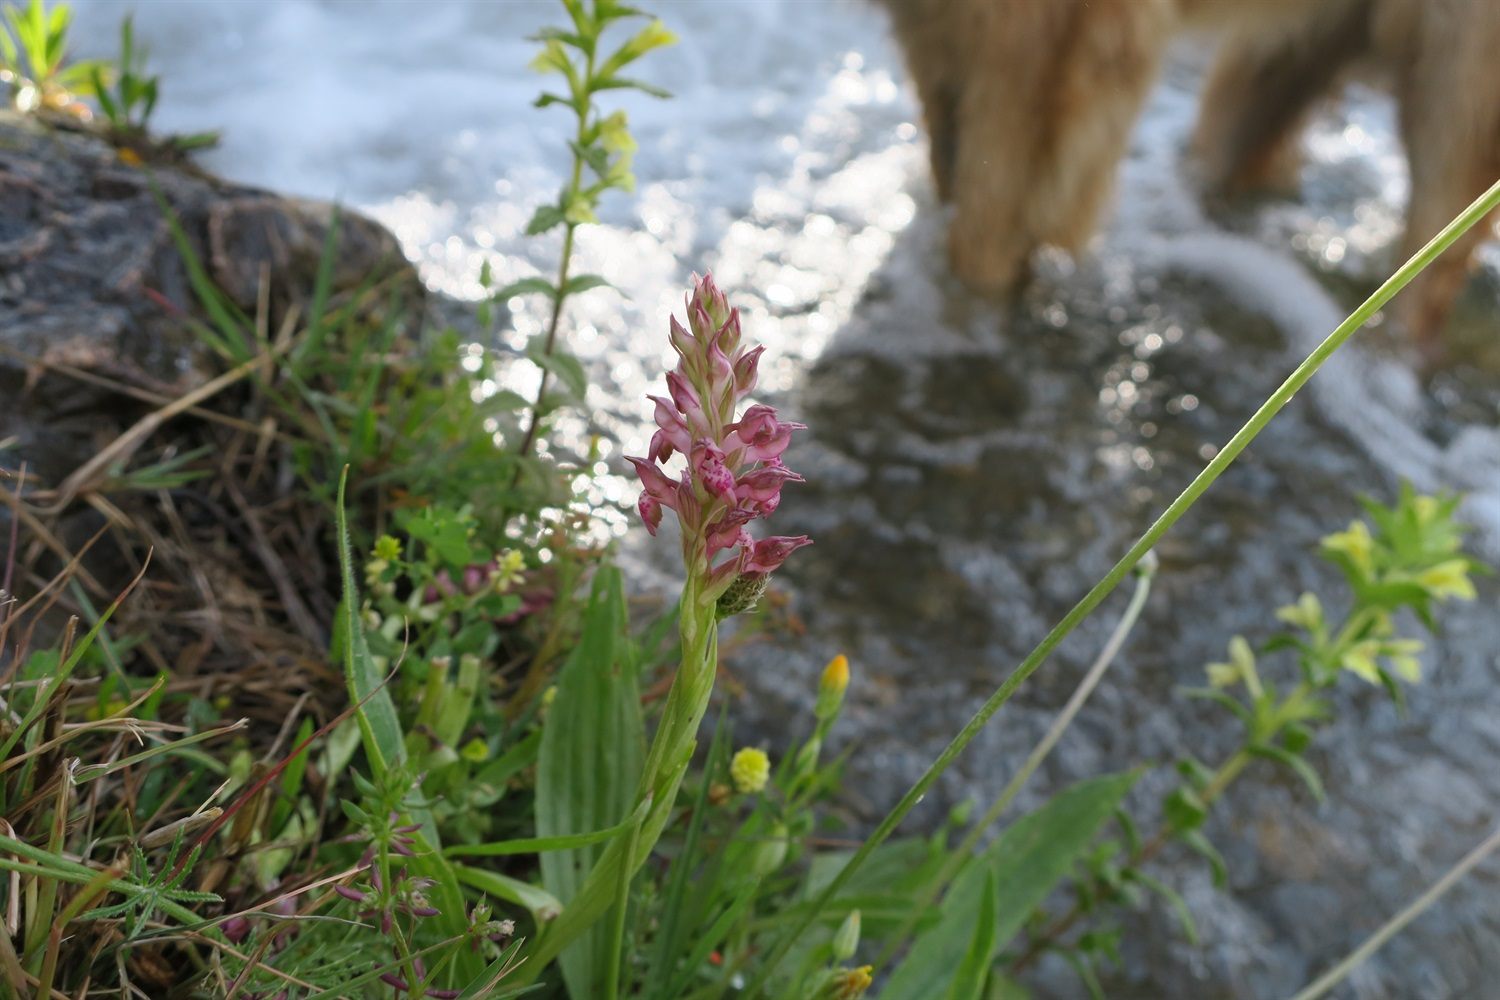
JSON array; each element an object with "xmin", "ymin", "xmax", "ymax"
[
  {"xmin": 6, "ymin": 3, "xmax": 1499, "ymax": 998},
  {"xmin": 90, "ymin": 14, "xmax": 218, "ymax": 153},
  {"xmin": 489, "ymin": 0, "xmax": 676, "ymax": 508},
  {"xmin": 997, "ymin": 487, "xmax": 1483, "ymax": 991},
  {"xmin": 0, "ymin": 0, "xmax": 101, "ymax": 116},
  {"xmin": 742, "ymin": 176, "xmax": 1500, "ymax": 998}
]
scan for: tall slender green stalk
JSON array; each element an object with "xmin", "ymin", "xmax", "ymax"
[
  {"xmin": 744, "ymin": 177, "xmax": 1500, "ymax": 996},
  {"xmin": 496, "ymin": 0, "xmax": 675, "ymax": 510},
  {"xmin": 875, "ymin": 555, "xmax": 1156, "ymax": 970}
]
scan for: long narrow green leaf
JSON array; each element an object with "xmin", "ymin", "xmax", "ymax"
[
  {"xmin": 946, "ymin": 870, "xmax": 998, "ymax": 1000},
  {"xmin": 882, "ymin": 772, "xmax": 1138, "ymax": 1000},
  {"xmin": 536, "ymin": 565, "xmax": 644, "ymax": 997},
  {"xmin": 444, "ymin": 797, "xmax": 650, "ymax": 858},
  {"xmin": 659, "ymin": 882, "xmax": 759, "ymax": 1000},
  {"xmin": 641, "ymin": 706, "xmax": 731, "ymax": 997},
  {"xmin": 453, "ymin": 864, "xmax": 563, "ymax": 924},
  {"xmin": 1246, "ymin": 742, "xmax": 1325, "ymax": 801},
  {"xmin": 334, "ymin": 470, "xmax": 478, "ymax": 983},
  {"xmin": 292, "ymin": 203, "xmax": 343, "ymax": 366},
  {"xmin": 334, "ymin": 468, "xmax": 404, "ymax": 778},
  {"xmin": 0, "ymin": 564, "xmax": 144, "ymax": 762},
  {"xmin": 148, "ymin": 184, "xmax": 254, "ymax": 362}
]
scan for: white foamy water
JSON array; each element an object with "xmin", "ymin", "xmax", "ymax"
[{"xmin": 70, "ymin": 0, "xmax": 1499, "ymax": 552}]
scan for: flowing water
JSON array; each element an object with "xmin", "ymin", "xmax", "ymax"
[{"xmin": 73, "ymin": 1, "xmax": 1500, "ymax": 996}]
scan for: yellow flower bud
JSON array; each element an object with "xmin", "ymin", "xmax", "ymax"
[
  {"xmin": 730, "ymin": 747, "xmax": 771, "ymax": 794},
  {"xmin": 815, "ymin": 654, "xmax": 850, "ymax": 720}
]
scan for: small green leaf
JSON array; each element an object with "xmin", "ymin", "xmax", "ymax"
[
  {"xmin": 492, "ymin": 276, "xmax": 559, "ymax": 301},
  {"xmin": 596, "ymin": 20, "xmax": 677, "ymax": 78},
  {"xmin": 1124, "ymin": 869, "xmax": 1198, "ymax": 944},
  {"xmin": 526, "ymin": 338, "xmax": 588, "ymax": 402},
  {"xmin": 481, "ymin": 389, "xmax": 532, "ymax": 413},
  {"xmin": 1163, "ymin": 786, "xmax": 1208, "ymax": 833},
  {"xmin": 529, "ymin": 26, "xmax": 588, "ymax": 48},
  {"xmin": 589, "ymin": 75, "xmax": 672, "ymax": 99},
  {"xmin": 569, "ymin": 139, "xmax": 611, "ymax": 178},
  {"xmin": 1247, "ymin": 742, "xmax": 1325, "ymax": 801},
  {"xmin": 525, "ymin": 204, "xmax": 567, "ymax": 235},
  {"xmin": 1180, "ymin": 829, "xmax": 1229, "ymax": 887},
  {"xmin": 562, "ymin": 273, "xmax": 615, "ymax": 297}
]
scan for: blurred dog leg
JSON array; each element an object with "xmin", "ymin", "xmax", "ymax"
[
  {"xmin": 1383, "ymin": 0, "xmax": 1500, "ymax": 353},
  {"xmin": 945, "ymin": 0, "xmax": 1173, "ymax": 297},
  {"xmin": 880, "ymin": 0, "xmax": 962, "ymax": 201},
  {"xmin": 1191, "ymin": 2, "xmax": 1370, "ymax": 195}
]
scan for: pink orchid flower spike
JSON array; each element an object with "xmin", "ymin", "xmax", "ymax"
[{"xmin": 626, "ymin": 272, "xmax": 811, "ymax": 616}]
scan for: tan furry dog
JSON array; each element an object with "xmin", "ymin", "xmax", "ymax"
[{"xmin": 879, "ymin": 0, "xmax": 1500, "ymax": 350}]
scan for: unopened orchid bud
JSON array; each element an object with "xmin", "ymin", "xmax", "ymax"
[{"xmin": 691, "ymin": 271, "xmax": 731, "ymax": 328}]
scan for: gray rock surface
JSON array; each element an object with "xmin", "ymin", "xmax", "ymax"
[
  {"xmin": 729, "ymin": 210, "xmax": 1500, "ymax": 999},
  {"xmin": 0, "ymin": 109, "xmax": 417, "ymax": 491}
]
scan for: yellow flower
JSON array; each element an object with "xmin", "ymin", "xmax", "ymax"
[
  {"xmin": 1340, "ymin": 640, "xmax": 1383, "ymax": 685},
  {"xmin": 1385, "ymin": 639, "xmax": 1425, "ymax": 683},
  {"xmin": 1206, "ymin": 636, "xmax": 1259, "ymax": 696},
  {"xmin": 373, "ymin": 534, "xmax": 402, "ymax": 562},
  {"xmin": 494, "ymin": 550, "xmax": 526, "ymax": 592},
  {"xmin": 1416, "ymin": 559, "xmax": 1477, "ymax": 601},
  {"xmin": 1322, "ymin": 520, "xmax": 1375, "ymax": 578},
  {"xmin": 1275, "ymin": 592, "xmax": 1323, "ymax": 631},
  {"xmin": 730, "ymin": 747, "xmax": 770, "ymax": 794},
  {"xmin": 117, "ymin": 146, "xmax": 143, "ymax": 167},
  {"xmin": 1206, "ymin": 662, "xmax": 1240, "ymax": 689},
  {"xmin": 834, "ymin": 966, "xmax": 873, "ymax": 1000}
]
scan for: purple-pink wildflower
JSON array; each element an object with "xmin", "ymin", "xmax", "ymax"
[{"xmin": 629, "ymin": 273, "xmax": 810, "ymax": 606}]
